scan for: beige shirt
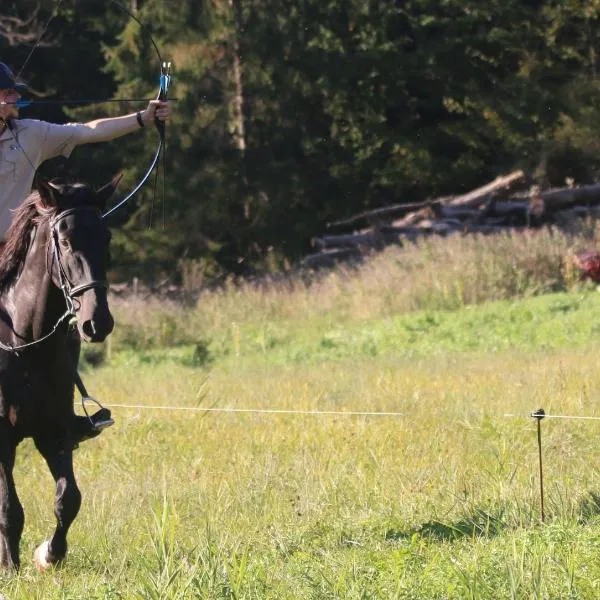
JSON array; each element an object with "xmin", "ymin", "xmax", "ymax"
[{"xmin": 0, "ymin": 119, "xmax": 88, "ymax": 235}]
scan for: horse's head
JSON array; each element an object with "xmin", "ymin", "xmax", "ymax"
[{"xmin": 39, "ymin": 177, "xmax": 119, "ymax": 343}]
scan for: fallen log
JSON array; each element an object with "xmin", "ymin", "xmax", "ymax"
[
  {"xmin": 326, "ymin": 197, "xmax": 452, "ymax": 230},
  {"xmin": 389, "ymin": 171, "xmax": 528, "ymax": 228},
  {"xmin": 379, "ymin": 225, "xmax": 436, "ymax": 237},
  {"xmin": 446, "ymin": 170, "xmax": 527, "ymax": 207},
  {"xmin": 304, "ymin": 171, "xmax": 600, "ymax": 270},
  {"xmin": 302, "ymin": 247, "xmax": 364, "ymax": 269},
  {"xmin": 391, "ymin": 207, "xmax": 437, "ymax": 228},
  {"xmin": 312, "ymin": 231, "xmax": 402, "ymax": 250},
  {"xmin": 438, "ymin": 206, "xmax": 485, "ymax": 220},
  {"xmin": 535, "ymin": 183, "xmax": 600, "ymax": 213},
  {"xmin": 327, "ymin": 171, "xmax": 527, "ymax": 232}
]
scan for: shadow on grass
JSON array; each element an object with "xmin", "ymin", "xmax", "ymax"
[
  {"xmin": 578, "ymin": 491, "xmax": 600, "ymax": 523},
  {"xmin": 386, "ymin": 508, "xmax": 507, "ymax": 542}
]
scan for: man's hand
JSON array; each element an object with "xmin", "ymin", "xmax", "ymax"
[{"xmin": 140, "ymin": 100, "xmax": 171, "ymax": 127}]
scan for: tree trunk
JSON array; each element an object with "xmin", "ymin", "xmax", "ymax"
[
  {"xmin": 446, "ymin": 170, "xmax": 527, "ymax": 207},
  {"xmin": 229, "ymin": 0, "xmax": 246, "ymax": 156}
]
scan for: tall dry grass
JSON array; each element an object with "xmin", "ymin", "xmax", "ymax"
[{"xmin": 110, "ymin": 225, "xmax": 599, "ymax": 349}]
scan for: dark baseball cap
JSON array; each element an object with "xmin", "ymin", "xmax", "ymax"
[{"xmin": 0, "ymin": 63, "xmax": 28, "ymax": 93}]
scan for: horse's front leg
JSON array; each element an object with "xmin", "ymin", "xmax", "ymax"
[
  {"xmin": 32, "ymin": 437, "xmax": 81, "ymax": 570},
  {"xmin": 0, "ymin": 424, "xmax": 24, "ymax": 570}
]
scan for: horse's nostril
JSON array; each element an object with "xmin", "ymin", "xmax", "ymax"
[
  {"xmin": 80, "ymin": 314, "xmax": 113, "ymax": 342},
  {"xmin": 81, "ymin": 320, "xmax": 96, "ymax": 339}
]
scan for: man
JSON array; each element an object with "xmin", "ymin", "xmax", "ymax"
[
  {"xmin": 0, "ymin": 62, "xmax": 171, "ymax": 234},
  {"xmin": 0, "ymin": 62, "xmax": 171, "ymax": 446}
]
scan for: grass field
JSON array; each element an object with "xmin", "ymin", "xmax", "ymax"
[
  {"xmin": 5, "ymin": 228, "xmax": 600, "ymax": 598},
  {"xmin": 1, "ymin": 286, "xmax": 600, "ymax": 598}
]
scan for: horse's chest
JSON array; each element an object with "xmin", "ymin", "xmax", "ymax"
[{"xmin": 0, "ymin": 355, "xmax": 72, "ymax": 433}]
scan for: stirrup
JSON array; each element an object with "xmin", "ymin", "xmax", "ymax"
[{"xmin": 82, "ymin": 396, "xmax": 114, "ymax": 432}]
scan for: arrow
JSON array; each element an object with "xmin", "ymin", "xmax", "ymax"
[{"xmin": 1, "ymin": 97, "xmax": 178, "ymax": 108}]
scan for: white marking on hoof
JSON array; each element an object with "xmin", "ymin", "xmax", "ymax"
[{"xmin": 33, "ymin": 540, "xmax": 52, "ymax": 571}]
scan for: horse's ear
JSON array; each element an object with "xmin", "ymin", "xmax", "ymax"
[
  {"xmin": 37, "ymin": 179, "xmax": 62, "ymax": 208},
  {"xmin": 96, "ymin": 173, "xmax": 123, "ymax": 209}
]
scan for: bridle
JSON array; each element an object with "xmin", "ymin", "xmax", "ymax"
[
  {"xmin": 0, "ymin": 205, "xmax": 108, "ymax": 353},
  {"xmin": 49, "ymin": 206, "xmax": 109, "ymax": 304},
  {"xmin": 0, "ymin": 204, "xmax": 112, "ymax": 425}
]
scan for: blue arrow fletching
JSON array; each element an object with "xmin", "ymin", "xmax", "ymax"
[{"xmin": 159, "ymin": 74, "xmax": 171, "ymax": 94}]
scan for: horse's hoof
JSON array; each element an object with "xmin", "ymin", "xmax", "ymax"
[{"xmin": 33, "ymin": 540, "xmax": 52, "ymax": 571}]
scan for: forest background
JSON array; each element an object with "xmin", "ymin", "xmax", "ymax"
[{"xmin": 2, "ymin": 0, "xmax": 600, "ymax": 283}]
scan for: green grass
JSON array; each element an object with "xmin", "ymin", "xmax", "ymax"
[
  {"xmin": 1, "ymin": 289, "xmax": 600, "ymax": 597},
  {"xmin": 107, "ymin": 226, "xmax": 594, "ymax": 359},
  {"xmin": 96, "ymin": 290, "xmax": 600, "ymax": 370},
  {"xmin": 11, "ymin": 224, "xmax": 600, "ymax": 598}
]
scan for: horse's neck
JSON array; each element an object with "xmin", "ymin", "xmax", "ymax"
[{"xmin": 9, "ymin": 226, "xmax": 65, "ymax": 341}]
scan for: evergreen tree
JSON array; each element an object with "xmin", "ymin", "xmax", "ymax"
[{"xmin": 4, "ymin": 0, "xmax": 600, "ymax": 279}]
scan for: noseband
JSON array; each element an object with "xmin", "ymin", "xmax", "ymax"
[{"xmin": 49, "ymin": 206, "xmax": 109, "ymax": 305}]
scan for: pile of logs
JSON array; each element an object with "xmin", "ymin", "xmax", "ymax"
[{"xmin": 303, "ymin": 170, "xmax": 600, "ymax": 269}]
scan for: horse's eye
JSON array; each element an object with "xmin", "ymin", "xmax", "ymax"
[{"xmin": 59, "ymin": 238, "xmax": 70, "ymax": 250}]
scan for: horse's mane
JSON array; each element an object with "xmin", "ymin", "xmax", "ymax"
[{"xmin": 0, "ymin": 191, "xmax": 56, "ymax": 293}]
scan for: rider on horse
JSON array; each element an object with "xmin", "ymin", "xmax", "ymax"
[{"xmin": 0, "ymin": 62, "xmax": 171, "ymax": 447}]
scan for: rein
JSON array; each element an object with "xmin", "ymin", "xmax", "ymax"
[{"xmin": 0, "ymin": 204, "xmax": 112, "ymax": 431}]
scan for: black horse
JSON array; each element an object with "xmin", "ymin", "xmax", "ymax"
[{"xmin": 0, "ymin": 177, "xmax": 117, "ymax": 570}]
